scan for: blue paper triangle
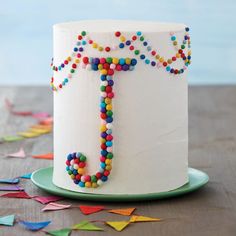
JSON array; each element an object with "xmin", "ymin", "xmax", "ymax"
[
  {"xmin": 0, "ymin": 178, "xmax": 19, "ymax": 184},
  {"xmin": 0, "ymin": 214, "xmax": 15, "ymax": 226},
  {"xmin": 19, "ymin": 220, "xmax": 51, "ymax": 231},
  {"xmin": 20, "ymin": 173, "xmax": 32, "ymax": 179}
]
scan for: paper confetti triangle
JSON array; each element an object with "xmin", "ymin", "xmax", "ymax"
[
  {"xmin": 32, "ymin": 153, "xmax": 53, "ymax": 160},
  {"xmin": 0, "ymin": 178, "xmax": 19, "ymax": 184},
  {"xmin": 30, "ymin": 128, "xmax": 51, "ymax": 134},
  {"xmin": 106, "ymin": 221, "xmax": 130, "ymax": 232},
  {"xmin": 3, "ymin": 136, "xmax": 24, "ymax": 142},
  {"xmin": 19, "ymin": 220, "xmax": 51, "ymax": 231},
  {"xmin": 72, "ymin": 220, "xmax": 104, "ymax": 231},
  {"xmin": 0, "ymin": 185, "xmax": 24, "ymax": 191},
  {"xmin": 6, "ymin": 147, "xmax": 26, "ymax": 158},
  {"xmin": 34, "ymin": 195, "xmax": 63, "ymax": 204},
  {"xmin": 1, "ymin": 191, "xmax": 31, "ymax": 199},
  {"xmin": 31, "ymin": 124, "xmax": 52, "ymax": 130},
  {"xmin": 42, "ymin": 202, "xmax": 71, "ymax": 212},
  {"xmin": 20, "ymin": 173, "xmax": 32, "ymax": 179},
  {"xmin": 0, "ymin": 214, "xmax": 15, "ymax": 226},
  {"xmin": 108, "ymin": 207, "xmax": 136, "ymax": 216},
  {"xmin": 39, "ymin": 117, "xmax": 53, "ymax": 125},
  {"xmin": 129, "ymin": 215, "xmax": 161, "ymax": 223},
  {"xmin": 79, "ymin": 205, "xmax": 105, "ymax": 215},
  {"xmin": 32, "ymin": 112, "xmax": 50, "ymax": 119},
  {"xmin": 18, "ymin": 132, "xmax": 41, "ymax": 138},
  {"xmin": 46, "ymin": 228, "xmax": 71, "ymax": 236}
]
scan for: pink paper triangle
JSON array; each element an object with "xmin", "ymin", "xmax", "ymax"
[
  {"xmin": 6, "ymin": 147, "xmax": 26, "ymax": 158},
  {"xmin": 42, "ymin": 202, "xmax": 71, "ymax": 212}
]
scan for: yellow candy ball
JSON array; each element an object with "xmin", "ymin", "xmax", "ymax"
[
  {"xmin": 100, "ymin": 138, "xmax": 106, "ymax": 144},
  {"xmin": 125, "ymin": 58, "xmax": 131, "ymax": 65},
  {"xmin": 92, "ymin": 43, "xmax": 98, "ymax": 48},
  {"xmin": 105, "ymin": 159, "xmax": 112, "ymax": 165},
  {"xmin": 106, "ymin": 104, "xmax": 112, "ymax": 110},
  {"xmin": 112, "ymin": 58, "xmax": 119, "ymax": 64},
  {"xmin": 98, "ymin": 46, "xmax": 103, "ymax": 51},
  {"xmin": 70, "ymin": 174, "xmax": 75, "ymax": 179},
  {"xmin": 101, "ymin": 69, "xmax": 107, "ymax": 75},
  {"xmin": 67, "ymin": 57, "xmax": 72, "ymax": 61},
  {"xmin": 98, "ymin": 64, "xmax": 103, "ymax": 70},
  {"xmin": 173, "ymin": 41, "xmax": 177, "ymax": 46},
  {"xmin": 120, "ymin": 36, "xmax": 126, "ymax": 42},
  {"xmin": 92, "ymin": 182, "xmax": 98, "ymax": 188},
  {"xmin": 78, "ymin": 168, "xmax": 84, "ymax": 175},
  {"xmin": 75, "ymin": 59, "xmax": 80, "ymax": 64},
  {"xmin": 100, "ymin": 125, "xmax": 107, "ymax": 132},
  {"xmin": 105, "ymin": 165, "xmax": 112, "ymax": 171},
  {"xmin": 105, "ymin": 98, "xmax": 111, "ymax": 104},
  {"xmin": 159, "ymin": 57, "xmax": 164, "ymax": 63},
  {"xmin": 167, "ymin": 59, "xmax": 172, "ymax": 64},
  {"xmin": 85, "ymin": 182, "xmax": 91, "ymax": 188},
  {"xmin": 176, "ymin": 53, "xmax": 181, "ymax": 58},
  {"xmin": 155, "ymin": 54, "xmax": 160, "ymax": 60}
]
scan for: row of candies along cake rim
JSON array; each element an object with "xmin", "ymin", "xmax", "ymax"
[
  {"xmin": 65, "ymin": 58, "xmax": 137, "ymax": 188},
  {"xmin": 50, "ymin": 28, "xmax": 191, "ymax": 91}
]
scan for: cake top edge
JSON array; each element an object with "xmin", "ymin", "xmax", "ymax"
[{"xmin": 53, "ymin": 20, "xmax": 187, "ymax": 33}]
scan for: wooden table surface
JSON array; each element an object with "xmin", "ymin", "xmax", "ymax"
[{"xmin": 0, "ymin": 86, "xmax": 236, "ymax": 236}]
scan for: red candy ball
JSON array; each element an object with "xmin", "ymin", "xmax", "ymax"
[
  {"xmin": 78, "ymin": 35, "xmax": 82, "ymax": 40},
  {"xmin": 115, "ymin": 31, "xmax": 121, "ymax": 37},
  {"xmin": 106, "ymin": 86, "xmax": 112, "ymax": 93},
  {"xmin": 59, "ymin": 84, "xmax": 62, "ymax": 88},
  {"xmin": 77, "ymin": 53, "xmax": 81, "ymax": 58},
  {"xmin": 132, "ymin": 35, "xmax": 137, "ymax": 41},
  {"xmin": 75, "ymin": 174, "xmax": 81, "ymax": 180},
  {"xmin": 66, "ymin": 160, "xmax": 70, "ymax": 166},
  {"xmin": 107, "ymin": 69, "xmax": 114, "ymax": 75},
  {"xmin": 103, "ymin": 63, "xmax": 110, "ymax": 70},
  {"xmin": 72, "ymin": 63, "xmax": 77, "ymax": 69},
  {"xmin": 172, "ymin": 56, "xmax": 176, "ymax": 61},
  {"xmin": 105, "ymin": 47, "xmax": 111, "ymax": 52},
  {"xmin": 64, "ymin": 60, "xmax": 68, "ymax": 65},
  {"xmin": 100, "ymin": 113, "xmax": 107, "ymax": 119},
  {"xmin": 84, "ymin": 175, "xmax": 91, "ymax": 182},
  {"xmin": 106, "ymin": 135, "xmax": 113, "ymax": 141},
  {"xmin": 100, "ymin": 156, "xmax": 106, "ymax": 162},
  {"xmin": 88, "ymin": 40, "xmax": 93, "ymax": 44},
  {"xmin": 151, "ymin": 50, "xmax": 156, "ymax": 56},
  {"xmin": 107, "ymin": 92, "xmax": 114, "ymax": 98},
  {"xmin": 79, "ymin": 162, "xmax": 86, "ymax": 168},
  {"xmin": 96, "ymin": 172, "xmax": 102, "ymax": 179},
  {"xmin": 83, "ymin": 57, "xmax": 89, "ymax": 64},
  {"xmin": 101, "ymin": 143, "xmax": 107, "ymax": 150},
  {"xmin": 129, "ymin": 45, "xmax": 134, "ymax": 50},
  {"xmin": 163, "ymin": 62, "xmax": 167, "ymax": 67},
  {"xmin": 100, "ymin": 58, "xmax": 106, "ymax": 64},
  {"xmin": 74, "ymin": 159, "xmax": 79, "ymax": 164},
  {"xmin": 104, "ymin": 170, "xmax": 110, "ymax": 176},
  {"xmin": 116, "ymin": 64, "xmax": 122, "ymax": 71}
]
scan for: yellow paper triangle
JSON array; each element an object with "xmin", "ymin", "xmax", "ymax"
[
  {"xmin": 30, "ymin": 128, "xmax": 51, "ymax": 134},
  {"xmin": 106, "ymin": 221, "xmax": 130, "ymax": 231},
  {"xmin": 129, "ymin": 215, "xmax": 161, "ymax": 223},
  {"xmin": 108, "ymin": 207, "xmax": 135, "ymax": 216},
  {"xmin": 18, "ymin": 132, "xmax": 41, "ymax": 138}
]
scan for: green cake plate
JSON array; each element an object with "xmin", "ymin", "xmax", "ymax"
[{"xmin": 31, "ymin": 167, "xmax": 209, "ymax": 202}]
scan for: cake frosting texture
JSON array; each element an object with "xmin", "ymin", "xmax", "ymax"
[{"xmin": 52, "ymin": 20, "xmax": 189, "ymax": 194}]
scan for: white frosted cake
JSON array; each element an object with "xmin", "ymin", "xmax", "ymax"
[{"xmin": 51, "ymin": 20, "xmax": 191, "ymax": 194}]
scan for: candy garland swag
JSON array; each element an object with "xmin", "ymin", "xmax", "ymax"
[{"xmin": 51, "ymin": 28, "xmax": 191, "ymax": 188}]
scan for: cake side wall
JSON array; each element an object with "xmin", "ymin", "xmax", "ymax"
[{"xmin": 52, "ymin": 25, "xmax": 188, "ymax": 194}]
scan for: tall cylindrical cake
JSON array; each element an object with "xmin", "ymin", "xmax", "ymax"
[{"xmin": 52, "ymin": 20, "xmax": 190, "ymax": 194}]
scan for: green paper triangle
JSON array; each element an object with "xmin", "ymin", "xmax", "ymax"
[
  {"xmin": 46, "ymin": 228, "xmax": 71, "ymax": 236},
  {"xmin": 73, "ymin": 220, "xmax": 103, "ymax": 231},
  {"xmin": 0, "ymin": 214, "xmax": 15, "ymax": 226}
]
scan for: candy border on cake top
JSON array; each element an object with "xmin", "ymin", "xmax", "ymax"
[{"xmin": 50, "ymin": 28, "xmax": 191, "ymax": 92}]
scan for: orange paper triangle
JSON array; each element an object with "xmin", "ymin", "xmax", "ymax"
[
  {"xmin": 106, "ymin": 221, "xmax": 130, "ymax": 231},
  {"xmin": 79, "ymin": 205, "xmax": 105, "ymax": 215},
  {"xmin": 129, "ymin": 215, "xmax": 161, "ymax": 223},
  {"xmin": 32, "ymin": 153, "xmax": 53, "ymax": 160},
  {"xmin": 108, "ymin": 207, "xmax": 135, "ymax": 216}
]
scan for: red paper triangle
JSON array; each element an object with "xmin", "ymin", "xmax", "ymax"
[
  {"xmin": 1, "ymin": 191, "xmax": 31, "ymax": 199},
  {"xmin": 32, "ymin": 153, "xmax": 53, "ymax": 160},
  {"xmin": 79, "ymin": 205, "xmax": 105, "ymax": 215}
]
